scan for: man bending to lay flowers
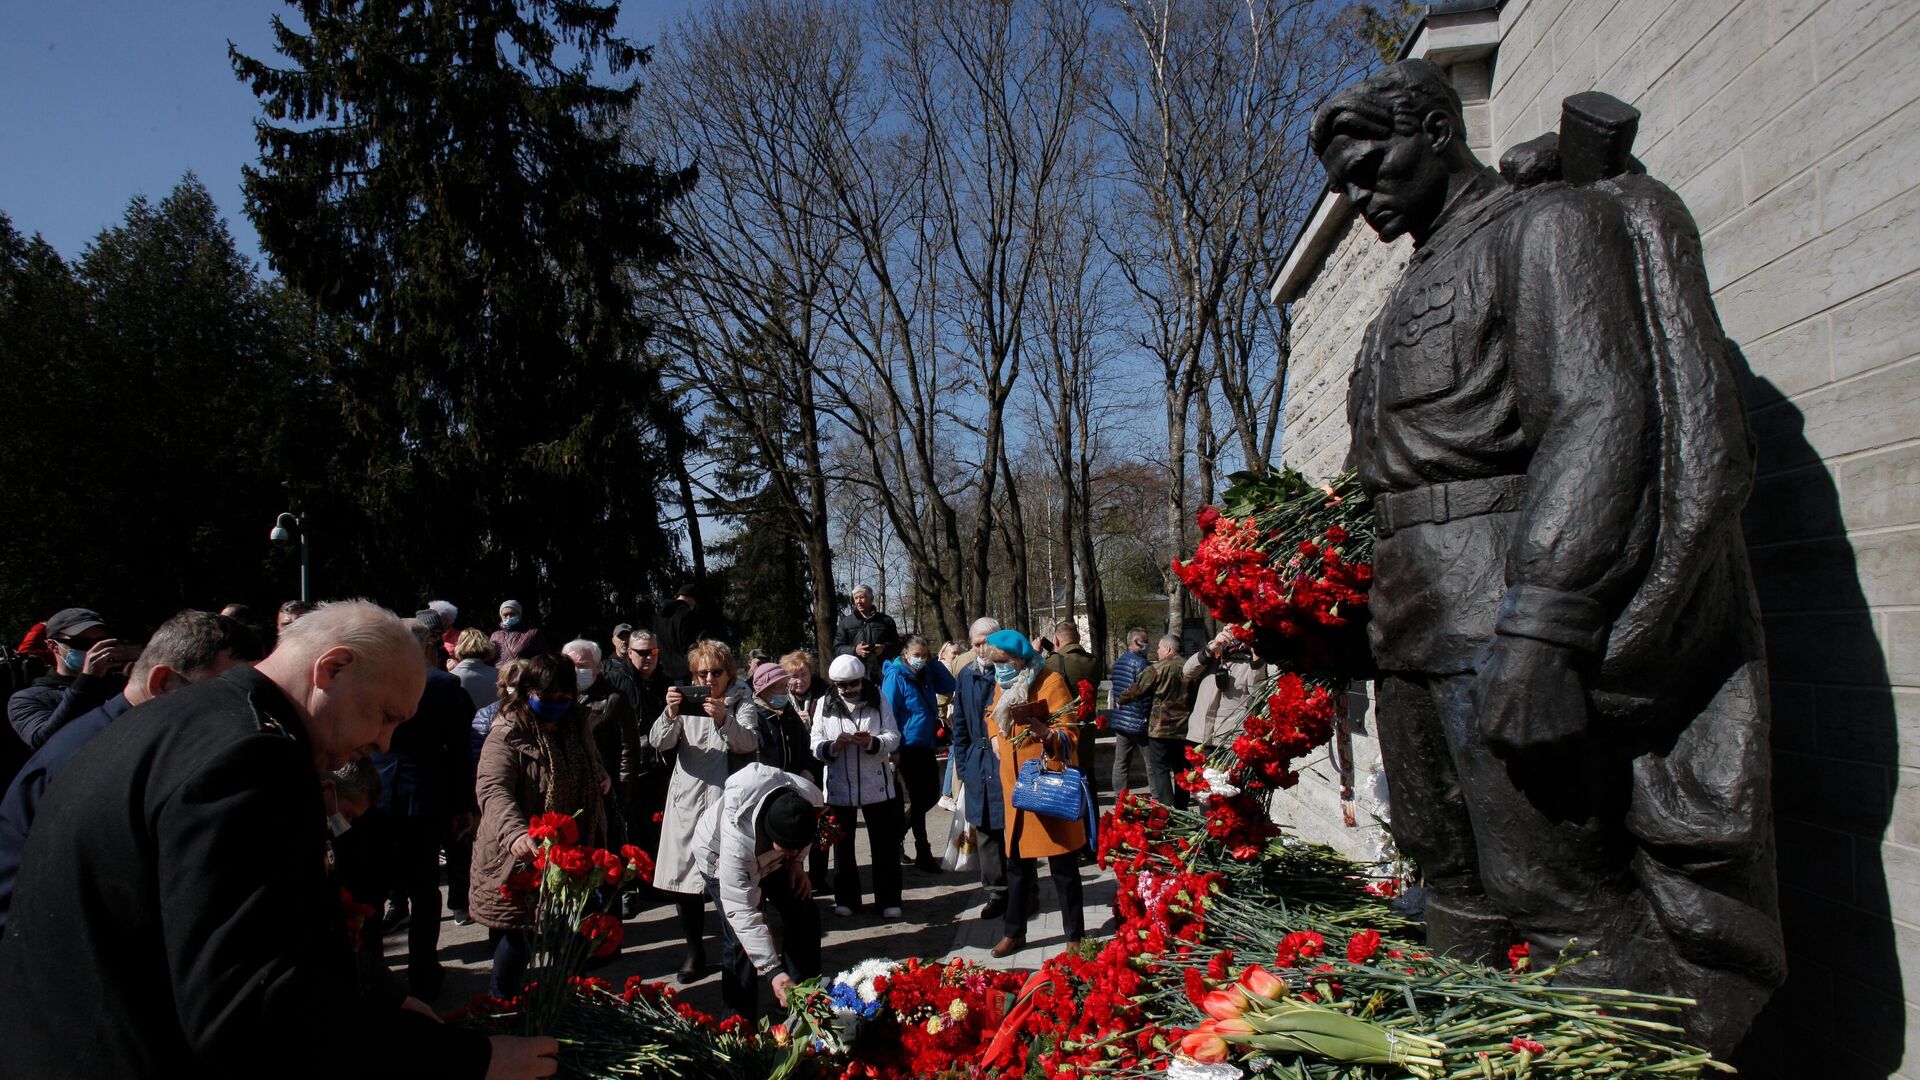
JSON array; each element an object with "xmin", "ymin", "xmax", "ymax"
[{"xmin": 694, "ymin": 760, "xmax": 827, "ymax": 1019}]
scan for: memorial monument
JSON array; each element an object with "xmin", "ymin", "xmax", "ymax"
[{"xmin": 1312, "ymin": 59, "xmax": 1784, "ymax": 1054}]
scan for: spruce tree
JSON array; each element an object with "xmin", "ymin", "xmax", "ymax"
[{"xmin": 231, "ymin": 0, "xmax": 697, "ymax": 630}]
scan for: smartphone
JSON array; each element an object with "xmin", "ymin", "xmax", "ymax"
[{"xmin": 678, "ymin": 684, "xmax": 711, "ymax": 706}]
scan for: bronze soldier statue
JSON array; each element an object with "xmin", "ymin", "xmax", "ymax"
[{"xmin": 1312, "ymin": 59, "xmax": 1783, "ymax": 1054}]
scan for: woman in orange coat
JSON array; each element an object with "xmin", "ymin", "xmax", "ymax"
[{"xmin": 982, "ymin": 629, "xmax": 1086, "ymax": 957}]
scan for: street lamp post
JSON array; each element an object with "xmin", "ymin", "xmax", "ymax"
[{"xmin": 270, "ymin": 512, "xmax": 309, "ymax": 603}]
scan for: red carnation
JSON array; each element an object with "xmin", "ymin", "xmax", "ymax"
[
  {"xmin": 552, "ymin": 845, "xmax": 592, "ymax": 878},
  {"xmin": 527, "ymin": 811, "xmax": 579, "ymax": 847},
  {"xmin": 1346, "ymin": 929, "xmax": 1381, "ymax": 964},
  {"xmin": 591, "ymin": 847, "xmax": 625, "ymax": 881},
  {"xmin": 1511, "ymin": 1037, "xmax": 1545, "ymax": 1055},
  {"xmin": 578, "ymin": 913, "xmax": 624, "ymax": 958},
  {"xmin": 1275, "ymin": 930, "xmax": 1324, "ymax": 967},
  {"xmin": 1508, "ymin": 941, "xmax": 1531, "ymax": 972}
]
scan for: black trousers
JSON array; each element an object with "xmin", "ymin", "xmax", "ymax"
[
  {"xmin": 1146, "ymin": 737, "xmax": 1192, "ymax": 809},
  {"xmin": 1004, "ymin": 852, "xmax": 1083, "ymax": 941},
  {"xmin": 393, "ymin": 814, "xmax": 449, "ymax": 981},
  {"xmin": 828, "ymin": 800, "xmax": 903, "ymax": 909},
  {"xmin": 975, "ymin": 825, "xmax": 1008, "ymax": 903},
  {"xmin": 705, "ymin": 871, "xmax": 821, "ymax": 1019},
  {"xmin": 446, "ymin": 835, "xmax": 472, "ymax": 915},
  {"xmin": 899, "ymin": 746, "xmax": 941, "ymax": 857},
  {"xmin": 1111, "ymin": 729, "xmax": 1148, "ymax": 794}
]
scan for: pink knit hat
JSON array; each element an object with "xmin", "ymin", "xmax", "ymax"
[{"xmin": 751, "ymin": 662, "xmax": 790, "ymax": 696}]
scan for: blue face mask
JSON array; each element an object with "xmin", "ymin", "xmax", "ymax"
[
  {"xmin": 63, "ymin": 647, "xmax": 86, "ymax": 672},
  {"xmin": 766, "ymin": 694, "xmax": 791, "ymax": 711},
  {"xmin": 528, "ymin": 694, "xmax": 572, "ymax": 723},
  {"xmin": 502, "ymin": 614, "xmax": 522, "ymax": 629},
  {"xmin": 994, "ymin": 662, "xmax": 1020, "ymax": 687},
  {"xmin": 906, "ymin": 656, "xmax": 926, "ymax": 673}
]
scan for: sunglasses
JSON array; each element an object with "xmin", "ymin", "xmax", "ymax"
[
  {"xmin": 629, "ymin": 647, "xmax": 658, "ymax": 657},
  {"xmin": 695, "ymin": 668, "xmax": 727, "ymax": 679},
  {"xmin": 833, "ymin": 679, "xmax": 863, "ymax": 691}
]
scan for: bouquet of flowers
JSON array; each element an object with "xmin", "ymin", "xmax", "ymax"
[
  {"xmin": 497, "ymin": 811, "xmax": 654, "ymax": 1033},
  {"xmin": 1172, "ymin": 468, "xmax": 1373, "ymax": 681}
]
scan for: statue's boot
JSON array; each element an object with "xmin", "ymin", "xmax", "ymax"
[{"xmin": 1423, "ymin": 891, "xmax": 1515, "ymax": 965}]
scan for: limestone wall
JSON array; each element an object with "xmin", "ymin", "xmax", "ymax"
[{"xmin": 1274, "ymin": 0, "xmax": 1920, "ymax": 1071}]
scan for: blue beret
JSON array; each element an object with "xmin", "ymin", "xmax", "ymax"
[{"xmin": 985, "ymin": 629, "xmax": 1037, "ymax": 663}]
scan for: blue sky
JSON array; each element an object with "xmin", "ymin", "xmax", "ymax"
[{"xmin": 0, "ymin": 0, "xmax": 694, "ymax": 269}]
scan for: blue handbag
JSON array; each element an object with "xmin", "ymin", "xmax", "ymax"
[{"xmin": 1012, "ymin": 757, "xmax": 1098, "ymax": 852}]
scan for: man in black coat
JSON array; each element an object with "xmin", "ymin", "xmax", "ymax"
[
  {"xmin": 832, "ymin": 585, "xmax": 900, "ymax": 684},
  {"xmin": 0, "ymin": 600, "xmax": 557, "ymax": 1079},
  {"xmin": 653, "ymin": 583, "xmax": 702, "ymax": 682},
  {"xmin": 370, "ymin": 616, "xmax": 478, "ymax": 999}
]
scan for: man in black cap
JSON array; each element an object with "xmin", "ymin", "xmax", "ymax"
[
  {"xmin": 693, "ymin": 761, "xmax": 824, "ymax": 1019},
  {"xmin": 8, "ymin": 607, "xmax": 137, "ymax": 750}
]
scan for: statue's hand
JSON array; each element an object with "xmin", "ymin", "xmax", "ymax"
[{"xmin": 1472, "ymin": 634, "xmax": 1588, "ymax": 756}]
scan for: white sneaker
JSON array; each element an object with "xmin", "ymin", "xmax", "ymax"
[
  {"xmin": 834, "ymin": 905, "xmax": 854, "ymax": 917},
  {"xmin": 881, "ymin": 906, "xmax": 903, "ymax": 920}
]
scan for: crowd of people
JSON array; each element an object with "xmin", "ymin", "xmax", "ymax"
[{"xmin": 0, "ymin": 584, "xmax": 1266, "ymax": 1078}]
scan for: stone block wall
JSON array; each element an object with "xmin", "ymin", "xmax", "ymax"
[{"xmin": 1275, "ymin": 0, "xmax": 1920, "ymax": 1072}]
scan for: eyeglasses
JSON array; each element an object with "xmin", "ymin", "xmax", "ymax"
[
  {"xmin": 629, "ymin": 647, "xmax": 658, "ymax": 657},
  {"xmin": 695, "ymin": 668, "xmax": 727, "ymax": 679}
]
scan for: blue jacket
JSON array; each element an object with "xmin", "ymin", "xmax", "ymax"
[
  {"xmin": 881, "ymin": 657, "xmax": 956, "ymax": 749},
  {"xmin": 948, "ymin": 659, "xmax": 1002, "ymax": 830},
  {"xmin": 1107, "ymin": 648, "xmax": 1151, "ymax": 735},
  {"xmin": 0, "ymin": 692, "xmax": 133, "ymax": 927}
]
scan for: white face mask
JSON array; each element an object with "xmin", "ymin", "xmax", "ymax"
[
  {"xmin": 975, "ymin": 652, "xmax": 992, "ymax": 672},
  {"xmin": 574, "ymin": 668, "xmax": 594, "ymax": 691},
  {"xmin": 327, "ymin": 812, "xmax": 353, "ymax": 837}
]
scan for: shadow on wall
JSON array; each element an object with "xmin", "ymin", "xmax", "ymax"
[{"xmin": 1730, "ymin": 373, "xmax": 1903, "ymax": 1078}]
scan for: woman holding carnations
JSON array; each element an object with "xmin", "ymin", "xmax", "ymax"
[
  {"xmin": 811, "ymin": 653, "xmax": 906, "ymax": 918},
  {"xmin": 981, "ymin": 628, "xmax": 1085, "ymax": 957},
  {"xmin": 650, "ymin": 639, "xmax": 760, "ymax": 981},
  {"xmin": 470, "ymin": 652, "xmax": 607, "ymax": 999}
]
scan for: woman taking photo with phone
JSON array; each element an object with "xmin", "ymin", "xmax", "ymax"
[{"xmin": 650, "ymin": 639, "xmax": 759, "ymax": 982}]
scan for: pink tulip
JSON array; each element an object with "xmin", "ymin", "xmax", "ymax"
[
  {"xmin": 1179, "ymin": 1029, "xmax": 1229, "ymax": 1063},
  {"xmin": 1201, "ymin": 986, "xmax": 1249, "ymax": 1021},
  {"xmin": 1237, "ymin": 964, "xmax": 1286, "ymax": 1002}
]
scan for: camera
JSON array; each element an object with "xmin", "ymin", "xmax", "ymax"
[{"xmin": 677, "ymin": 685, "xmax": 711, "ymax": 707}]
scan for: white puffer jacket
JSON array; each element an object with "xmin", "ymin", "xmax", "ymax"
[
  {"xmin": 809, "ymin": 692, "xmax": 901, "ymax": 807},
  {"xmin": 694, "ymin": 762, "xmax": 825, "ymax": 976}
]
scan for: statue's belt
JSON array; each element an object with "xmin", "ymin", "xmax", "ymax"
[{"xmin": 1376, "ymin": 475, "xmax": 1529, "ymax": 536}]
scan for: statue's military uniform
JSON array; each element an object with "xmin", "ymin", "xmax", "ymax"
[{"xmin": 1348, "ymin": 163, "xmax": 1784, "ymax": 1054}]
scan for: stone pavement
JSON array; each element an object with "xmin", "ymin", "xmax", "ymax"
[{"xmin": 392, "ymin": 745, "xmax": 1132, "ymax": 1019}]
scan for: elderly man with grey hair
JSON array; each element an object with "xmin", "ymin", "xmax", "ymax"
[
  {"xmin": 948, "ymin": 616, "xmax": 1010, "ymax": 918},
  {"xmin": 0, "ymin": 600, "xmax": 562, "ymax": 1079},
  {"xmin": 832, "ymin": 584, "xmax": 901, "ymax": 684}
]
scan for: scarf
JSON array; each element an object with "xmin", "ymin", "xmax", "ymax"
[{"xmin": 534, "ymin": 713, "xmax": 596, "ymax": 828}]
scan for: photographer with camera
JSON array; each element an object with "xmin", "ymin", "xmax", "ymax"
[
  {"xmin": 1182, "ymin": 628, "xmax": 1271, "ymax": 749},
  {"xmin": 8, "ymin": 608, "xmax": 140, "ymax": 751},
  {"xmin": 649, "ymin": 640, "xmax": 759, "ymax": 983}
]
